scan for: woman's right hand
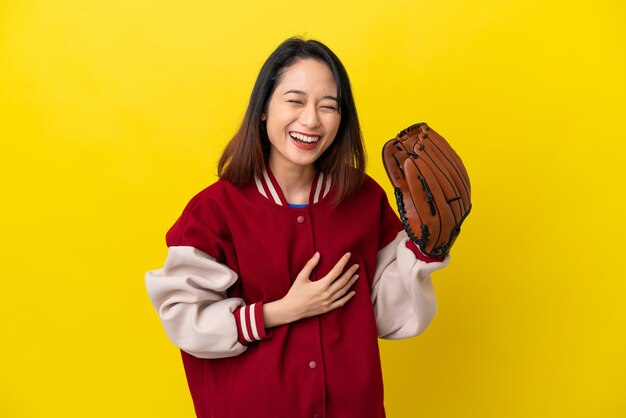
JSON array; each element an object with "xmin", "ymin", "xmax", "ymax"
[{"xmin": 263, "ymin": 252, "xmax": 359, "ymax": 328}]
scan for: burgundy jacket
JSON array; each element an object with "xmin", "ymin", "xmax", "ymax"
[{"xmin": 146, "ymin": 167, "xmax": 448, "ymax": 418}]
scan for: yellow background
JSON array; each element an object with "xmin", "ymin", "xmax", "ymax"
[{"xmin": 1, "ymin": 0, "xmax": 624, "ymax": 417}]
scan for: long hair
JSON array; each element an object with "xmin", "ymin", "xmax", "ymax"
[{"xmin": 218, "ymin": 37, "xmax": 366, "ymax": 205}]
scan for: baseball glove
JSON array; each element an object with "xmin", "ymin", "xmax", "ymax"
[{"xmin": 382, "ymin": 122, "xmax": 471, "ymax": 258}]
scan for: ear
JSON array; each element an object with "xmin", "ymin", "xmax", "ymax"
[{"xmin": 261, "ymin": 112, "xmax": 267, "ymax": 121}]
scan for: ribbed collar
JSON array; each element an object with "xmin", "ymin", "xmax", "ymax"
[{"xmin": 253, "ymin": 166, "xmax": 332, "ymax": 207}]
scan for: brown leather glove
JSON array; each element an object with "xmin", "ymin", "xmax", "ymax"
[{"xmin": 382, "ymin": 122, "xmax": 471, "ymax": 258}]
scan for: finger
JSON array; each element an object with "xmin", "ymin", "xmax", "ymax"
[
  {"xmin": 327, "ymin": 264, "xmax": 359, "ymax": 294},
  {"xmin": 295, "ymin": 252, "xmax": 321, "ymax": 282},
  {"xmin": 320, "ymin": 252, "xmax": 352, "ymax": 284},
  {"xmin": 330, "ymin": 274, "xmax": 359, "ymax": 301},
  {"xmin": 327, "ymin": 290, "xmax": 356, "ymax": 311}
]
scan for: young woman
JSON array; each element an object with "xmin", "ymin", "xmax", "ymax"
[{"xmin": 146, "ymin": 37, "xmax": 449, "ymax": 418}]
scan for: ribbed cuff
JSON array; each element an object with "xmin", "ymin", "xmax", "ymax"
[
  {"xmin": 234, "ymin": 302, "xmax": 272, "ymax": 346},
  {"xmin": 406, "ymin": 240, "xmax": 445, "ymax": 263}
]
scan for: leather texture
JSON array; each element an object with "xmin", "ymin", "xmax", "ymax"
[{"xmin": 382, "ymin": 122, "xmax": 471, "ymax": 257}]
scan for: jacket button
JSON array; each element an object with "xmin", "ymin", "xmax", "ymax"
[
  {"xmin": 297, "ymin": 215, "xmax": 305, "ymax": 224},
  {"xmin": 309, "ymin": 361, "xmax": 317, "ymax": 369}
]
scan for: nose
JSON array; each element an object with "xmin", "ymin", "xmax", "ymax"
[{"xmin": 299, "ymin": 103, "xmax": 320, "ymax": 129}]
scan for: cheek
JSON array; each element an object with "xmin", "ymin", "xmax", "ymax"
[
  {"xmin": 327, "ymin": 116, "xmax": 341, "ymax": 139},
  {"xmin": 267, "ymin": 107, "xmax": 291, "ymax": 129},
  {"xmin": 266, "ymin": 123, "xmax": 282, "ymax": 145},
  {"xmin": 323, "ymin": 122, "xmax": 341, "ymax": 151},
  {"xmin": 265, "ymin": 112, "xmax": 287, "ymax": 139}
]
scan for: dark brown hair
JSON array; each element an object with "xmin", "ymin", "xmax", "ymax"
[{"xmin": 218, "ymin": 37, "xmax": 366, "ymax": 205}]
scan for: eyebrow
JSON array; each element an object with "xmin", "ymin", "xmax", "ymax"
[{"xmin": 283, "ymin": 89, "xmax": 339, "ymax": 102}]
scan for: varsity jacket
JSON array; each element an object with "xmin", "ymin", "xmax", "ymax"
[{"xmin": 145, "ymin": 167, "xmax": 449, "ymax": 418}]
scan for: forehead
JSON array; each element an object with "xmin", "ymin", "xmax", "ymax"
[{"xmin": 277, "ymin": 59, "xmax": 337, "ymax": 94}]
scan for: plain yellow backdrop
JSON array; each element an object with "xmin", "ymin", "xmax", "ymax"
[{"xmin": 1, "ymin": 0, "xmax": 625, "ymax": 417}]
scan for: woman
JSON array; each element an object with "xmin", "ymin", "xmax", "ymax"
[{"xmin": 146, "ymin": 37, "xmax": 449, "ymax": 418}]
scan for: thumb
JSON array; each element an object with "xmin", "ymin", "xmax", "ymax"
[{"xmin": 295, "ymin": 252, "xmax": 320, "ymax": 282}]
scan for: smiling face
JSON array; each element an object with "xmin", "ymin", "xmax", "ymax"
[{"xmin": 262, "ymin": 58, "xmax": 341, "ymax": 174}]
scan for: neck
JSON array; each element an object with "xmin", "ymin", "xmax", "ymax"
[{"xmin": 268, "ymin": 158, "xmax": 315, "ymax": 205}]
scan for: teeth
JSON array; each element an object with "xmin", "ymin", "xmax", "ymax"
[{"xmin": 290, "ymin": 132, "xmax": 320, "ymax": 143}]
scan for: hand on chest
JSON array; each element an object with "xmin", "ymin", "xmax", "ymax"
[{"xmin": 227, "ymin": 198, "xmax": 381, "ymax": 302}]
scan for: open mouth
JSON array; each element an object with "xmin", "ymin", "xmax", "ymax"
[{"xmin": 289, "ymin": 132, "xmax": 320, "ymax": 145}]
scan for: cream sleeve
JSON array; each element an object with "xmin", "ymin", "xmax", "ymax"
[
  {"xmin": 371, "ymin": 230, "xmax": 450, "ymax": 339},
  {"xmin": 145, "ymin": 246, "xmax": 249, "ymax": 359}
]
